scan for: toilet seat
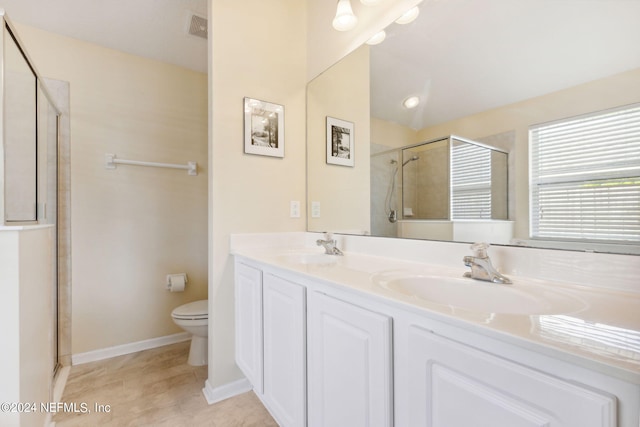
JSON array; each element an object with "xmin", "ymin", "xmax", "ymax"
[{"xmin": 172, "ymin": 300, "xmax": 208, "ymax": 320}]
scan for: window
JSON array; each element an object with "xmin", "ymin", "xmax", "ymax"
[
  {"xmin": 451, "ymin": 143, "xmax": 492, "ymax": 219},
  {"xmin": 529, "ymin": 103, "xmax": 640, "ymax": 243}
]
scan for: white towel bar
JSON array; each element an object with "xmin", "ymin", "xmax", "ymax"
[{"xmin": 105, "ymin": 153, "xmax": 197, "ymax": 176}]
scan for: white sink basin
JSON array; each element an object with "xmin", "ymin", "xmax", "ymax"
[
  {"xmin": 373, "ymin": 272, "xmax": 586, "ymax": 315},
  {"xmin": 278, "ymin": 251, "xmax": 340, "ymax": 265}
]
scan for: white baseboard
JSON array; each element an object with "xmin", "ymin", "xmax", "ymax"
[
  {"xmin": 202, "ymin": 378, "xmax": 252, "ymax": 405},
  {"xmin": 71, "ymin": 332, "xmax": 190, "ymax": 365}
]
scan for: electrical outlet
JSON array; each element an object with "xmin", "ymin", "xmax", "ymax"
[
  {"xmin": 311, "ymin": 201, "xmax": 321, "ymax": 218},
  {"xmin": 290, "ymin": 200, "xmax": 301, "ymax": 218}
]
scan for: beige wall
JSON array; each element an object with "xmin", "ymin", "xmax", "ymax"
[
  {"xmin": 15, "ymin": 23, "xmax": 208, "ymax": 354},
  {"xmin": 0, "ymin": 227, "xmax": 53, "ymax": 427},
  {"xmin": 371, "ymin": 117, "xmax": 418, "ymax": 151},
  {"xmin": 416, "ymin": 68, "xmax": 640, "ymax": 240},
  {"xmin": 307, "ymin": 45, "xmax": 371, "ymax": 234},
  {"xmin": 208, "ymin": 0, "xmax": 307, "ymax": 387}
]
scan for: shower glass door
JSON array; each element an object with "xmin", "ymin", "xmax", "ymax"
[{"xmin": 3, "ymin": 25, "xmax": 37, "ymax": 222}]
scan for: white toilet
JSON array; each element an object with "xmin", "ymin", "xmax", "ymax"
[{"xmin": 171, "ymin": 300, "xmax": 208, "ymax": 366}]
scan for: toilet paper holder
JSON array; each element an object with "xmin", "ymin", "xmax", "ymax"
[{"xmin": 166, "ymin": 273, "xmax": 188, "ymax": 291}]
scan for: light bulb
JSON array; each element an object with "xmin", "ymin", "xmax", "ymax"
[
  {"xmin": 403, "ymin": 96, "xmax": 420, "ymax": 109},
  {"xmin": 366, "ymin": 30, "xmax": 386, "ymax": 45},
  {"xmin": 333, "ymin": 0, "xmax": 358, "ymax": 31},
  {"xmin": 395, "ymin": 6, "xmax": 420, "ymax": 25}
]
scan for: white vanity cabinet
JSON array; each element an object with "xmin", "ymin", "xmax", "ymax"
[
  {"xmin": 262, "ymin": 273, "xmax": 306, "ymax": 427},
  {"xmin": 404, "ymin": 324, "xmax": 616, "ymax": 427},
  {"xmin": 307, "ymin": 292, "xmax": 393, "ymax": 427},
  {"xmin": 235, "ymin": 262, "xmax": 263, "ymax": 392},
  {"xmin": 235, "ymin": 256, "xmax": 639, "ymax": 427},
  {"xmin": 235, "ymin": 261, "xmax": 307, "ymax": 427}
]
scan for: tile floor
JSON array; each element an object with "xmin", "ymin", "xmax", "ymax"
[{"xmin": 53, "ymin": 341, "xmax": 278, "ymax": 426}]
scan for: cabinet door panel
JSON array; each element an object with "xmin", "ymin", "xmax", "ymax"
[
  {"xmin": 408, "ymin": 325, "xmax": 616, "ymax": 427},
  {"xmin": 263, "ymin": 274, "xmax": 306, "ymax": 427},
  {"xmin": 308, "ymin": 292, "xmax": 392, "ymax": 427},
  {"xmin": 234, "ymin": 262, "xmax": 263, "ymax": 392}
]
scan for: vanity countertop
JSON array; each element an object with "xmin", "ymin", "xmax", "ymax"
[{"xmin": 232, "ymin": 242, "xmax": 640, "ymax": 385}]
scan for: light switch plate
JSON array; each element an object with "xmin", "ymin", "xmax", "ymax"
[
  {"xmin": 311, "ymin": 201, "xmax": 321, "ymax": 218},
  {"xmin": 290, "ymin": 200, "xmax": 301, "ymax": 218}
]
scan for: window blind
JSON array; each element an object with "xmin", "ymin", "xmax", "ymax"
[
  {"xmin": 451, "ymin": 143, "xmax": 491, "ymax": 219},
  {"xmin": 530, "ymin": 103, "xmax": 640, "ymax": 243}
]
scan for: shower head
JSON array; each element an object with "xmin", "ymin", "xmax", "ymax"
[{"xmin": 402, "ymin": 155, "xmax": 419, "ymax": 166}]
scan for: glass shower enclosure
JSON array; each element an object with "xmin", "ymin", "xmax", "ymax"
[
  {"xmin": 371, "ymin": 135, "xmax": 511, "ymax": 242},
  {"xmin": 400, "ymin": 135, "xmax": 508, "ymax": 221},
  {"xmin": 0, "ymin": 11, "xmax": 62, "ymax": 373}
]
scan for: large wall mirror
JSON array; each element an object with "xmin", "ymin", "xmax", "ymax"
[{"xmin": 307, "ymin": 0, "xmax": 640, "ymax": 255}]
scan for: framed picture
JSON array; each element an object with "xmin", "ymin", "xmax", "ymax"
[
  {"xmin": 326, "ymin": 116, "xmax": 354, "ymax": 167},
  {"xmin": 244, "ymin": 97, "xmax": 284, "ymax": 158}
]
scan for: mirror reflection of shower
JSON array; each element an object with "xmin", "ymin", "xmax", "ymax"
[
  {"xmin": 385, "ymin": 155, "xmax": 419, "ymax": 223},
  {"xmin": 385, "ymin": 159, "xmax": 399, "ymax": 223},
  {"xmin": 403, "ymin": 155, "xmax": 419, "ymax": 166},
  {"xmin": 371, "ymin": 135, "xmax": 509, "ymax": 239}
]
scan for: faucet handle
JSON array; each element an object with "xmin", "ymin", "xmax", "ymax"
[{"xmin": 470, "ymin": 242, "xmax": 489, "ymax": 258}]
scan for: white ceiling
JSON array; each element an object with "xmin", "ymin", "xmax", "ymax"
[
  {"xmin": 2, "ymin": 0, "xmax": 638, "ymax": 129},
  {"xmin": 0, "ymin": 0, "xmax": 208, "ymax": 73},
  {"xmin": 371, "ymin": 0, "xmax": 640, "ymax": 129}
]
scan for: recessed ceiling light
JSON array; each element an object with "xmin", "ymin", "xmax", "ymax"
[
  {"xmin": 403, "ymin": 96, "xmax": 420, "ymax": 109},
  {"xmin": 366, "ymin": 30, "xmax": 386, "ymax": 45},
  {"xmin": 395, "ymin": 6, "xmax": 420, "ymax": 25}
]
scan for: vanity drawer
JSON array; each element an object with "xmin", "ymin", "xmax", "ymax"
[{"xmin": 406, "ymin": 325, "xmax": 616, "ymax": 427}]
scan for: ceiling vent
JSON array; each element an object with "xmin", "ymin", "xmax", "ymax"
[{"xmin": 187, "ymin": 12, "xmax": 208, "ymax": 40}]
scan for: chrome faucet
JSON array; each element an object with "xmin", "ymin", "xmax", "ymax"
[
  {"xmin": 316, "ymin": 233, "xmax": 344, "ymax": 256},
  {"xmin": 463, "ymin": 243, "xmax": 512, "ymax": 284}
]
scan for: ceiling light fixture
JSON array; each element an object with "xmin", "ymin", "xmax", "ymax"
[
  {"xmin": 366, "ymin": 30, "xmax": 386, "ymax": 45},
  {"xmin": 333, "ymin": 0, "xmax": 358, "ymax": 31},
  {"xmin": 403, "ymin": 96, "xmax": 420, "ymax": 109},
  {"xmin": 395, "ymin": 6, "xmax": 420, "ymax": 25}
]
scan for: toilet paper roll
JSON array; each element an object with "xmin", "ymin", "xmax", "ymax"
[{"xmin": 167, "ymin": 274, "xmax": 186, "ymax": 292}]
